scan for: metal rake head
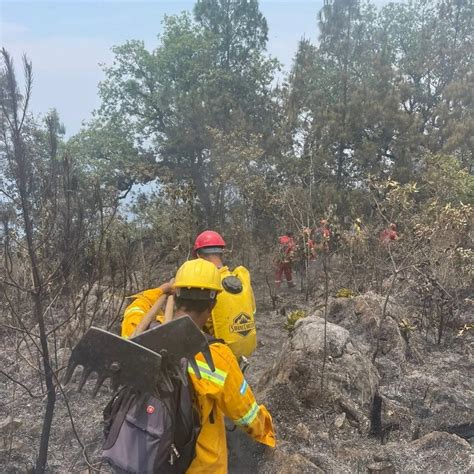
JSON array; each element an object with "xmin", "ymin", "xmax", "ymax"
[
  {"xmin": 63, "ymin": 328, "xmax": 163, "ymax": 396},
  {"xmin": 131, "ymin": 315, "xmax": 216, "ymax": 379},
  {"xmin": 64, "ymin": 316, "xmax": 215, "ymax": 396}
]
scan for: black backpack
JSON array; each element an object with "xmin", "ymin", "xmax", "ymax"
[{"xmin": 102, "ymin": 360, "xmax": 200, "ymax": 474}]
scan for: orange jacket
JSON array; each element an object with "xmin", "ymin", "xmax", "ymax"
[{"xmin": 187, "ymin": 341, "xmax": 275, "ymax": 473}]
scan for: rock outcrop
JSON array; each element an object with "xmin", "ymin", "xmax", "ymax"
[
  {"xmin": 258, "ymin": 293, "xmax": 473, "ymax": 473},
  {"xmin": 327, "ymin": 292, "xmax": 407, "ymax": 378},
  {"xmin": 260, "ymin": 312, "xmax": 379, "ymax": 437}
]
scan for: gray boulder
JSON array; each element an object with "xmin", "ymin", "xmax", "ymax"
[
  {"xmin": 259, "ymin": 313, "xmax": 379, "ymax": 435},
  {"xmin": 327, "ymin": 292, "xmax": 407, "ymax": 378}
]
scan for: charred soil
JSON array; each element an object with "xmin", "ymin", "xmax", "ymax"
[{"xmin": 0, "ymin": 271, "xmax": 473, "ymax": 473}]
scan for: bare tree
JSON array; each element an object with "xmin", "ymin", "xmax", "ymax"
[{"xmin": 0, "ymin": 49, "xmax": 57, "ymax": 472}]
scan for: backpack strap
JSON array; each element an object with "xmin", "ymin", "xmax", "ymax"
[{"xmin": 204, "ymin": 333, "xmax": 225, "ymax": 345}]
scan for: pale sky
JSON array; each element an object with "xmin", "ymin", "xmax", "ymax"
[{"xmin": 1, "ymin": 0, "xmax": 392, "ymax": 136}]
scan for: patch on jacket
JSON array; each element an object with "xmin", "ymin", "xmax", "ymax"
[{"xmin": 229, "ymin": 313, "xmax": 255, "ymax": 337}]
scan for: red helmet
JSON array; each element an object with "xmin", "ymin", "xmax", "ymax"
[{"xmin": 194, "ymin": 230, "xmax": 226, "ymax": 255}]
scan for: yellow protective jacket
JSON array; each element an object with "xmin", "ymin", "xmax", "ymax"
[
  {"xmin": 122, "ymin": 266, "xmax": 257, "ymax": 358},
  {"xmin": 121, "ymin": 316, "xmax": 275, "ymax": 473},
  {"xmin": 121, "ymin": 288, "xmax": 165, "ymax": 338},
  {"xmin": 187, "ymin": 341, "xmax": 275, "ymax": 473}
]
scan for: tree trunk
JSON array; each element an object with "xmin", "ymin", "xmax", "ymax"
[
  {"xmin": 190, "ymin": 160, "xmax": 215, "ymax": 227},
  {"xmin": 17, "ymin": 136, "xmax": 57, "ymax": 474}
]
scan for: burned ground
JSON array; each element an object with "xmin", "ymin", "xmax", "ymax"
[{"xmin": 1, "ymin": 269, "xmax": 473, "ymax": 473}]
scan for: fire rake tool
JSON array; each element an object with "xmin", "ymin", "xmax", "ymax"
[{"xmin": 64, "ymin": 316, "xmax": 215, "ymax": 396}]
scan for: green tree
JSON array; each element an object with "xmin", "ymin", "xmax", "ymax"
[
  {"xmin": 99, "ymin": 2, "xmax": 278, "ymax": 227},
  {"xmin": 317, "ymin": 0, "xmax": 363, "ymax": 187},
  {"xmin": 194, "ymin": 0, "xmax": 268, "ymax": 67},
  {"xmin": 68, "ymin": 119, "xmax": 156, "ymax": 199},
  {"xmin": 283, "ymin": 0, "xmax": 472, "ymax": 214},
  {"xmin": 380, "ymin": 0, "xmax": 473, "ymax": 177}
]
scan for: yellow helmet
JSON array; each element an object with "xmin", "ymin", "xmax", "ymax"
[{"xmin": 174, "ymin": 259, "xmax": 222, "ymax": 299}]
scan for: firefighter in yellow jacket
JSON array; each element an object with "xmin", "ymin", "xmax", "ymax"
[
  {"xmin": 121, "ymin": 259, "xmax": 275, "ymax": 473},
  {"xmin": 122, "ymin": 230, "xmax": 257, "ymax": 360}
]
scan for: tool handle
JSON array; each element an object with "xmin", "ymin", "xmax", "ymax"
[
  {"xmin": 164, "ymin": 294, "xmax": 175, "ymax": 323},
  {"xmin": 131, "ymin": 293, "xmax": 167, "ymax": 338}
]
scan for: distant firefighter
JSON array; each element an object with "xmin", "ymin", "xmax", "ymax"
[
  {"xmin": 314, "ymin": 218, "xmax": 331, "ymax": 252},
  {"xmin": 275, "ymin": 231, "xmax": 296, "ymax": 289},
  {"xmin": 380, "ymin": 223, "xmax": 399, "ymax": 245},
  {"xmin": 300, "ymin": 226, "xmax": 316, "ymax": 261}
]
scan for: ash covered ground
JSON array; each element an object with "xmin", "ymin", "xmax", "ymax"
[{"xmin": 1, "ymin": 271, "xmax": 473, "ymax": 473}]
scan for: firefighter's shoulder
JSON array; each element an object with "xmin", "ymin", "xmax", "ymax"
[{"xmin": 208, "ymin": 340, "xmax": 239, "ymax": 370}]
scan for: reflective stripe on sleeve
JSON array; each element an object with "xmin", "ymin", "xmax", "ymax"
[
  {"xmin": 239, "ymin": 379, "xmax": 248, "ymax": 395},
  {"xmin": 234, "ymin": 401, "xmax": 259, "ymax": 426},
  {"xmin": 187, "ymin": 360, "xmax": 227, "ymax": 387},
  {"xmin": 124, "ymin": 306, "xmax": 145, "ymax": 316}
]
